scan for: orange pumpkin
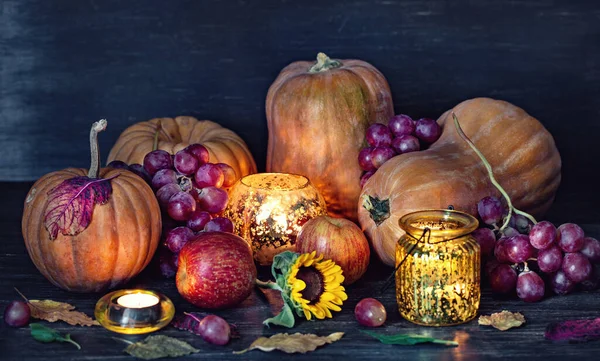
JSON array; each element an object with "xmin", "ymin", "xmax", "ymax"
[
  {"xmin": 22, "ymin": 120, "xmax": 161, "ymax": 292},
  {"xmin": 266, "ymin": 52, "xmax": 394, "ymax": 221},
  {"xmin": 358, "ymin": 98, "xmax": 561, "ymax": 266},
  {"xmin": 107, "ymin": 116, "xmax": 257, "ymax": 179}
]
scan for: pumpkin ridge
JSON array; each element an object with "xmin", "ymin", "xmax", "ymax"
[
  {"xmin": 115, "ymin": 173, "xmax": 144, "ymax": 286},
  {"xmin": 134, "ymin": 173, "xmax": 158, "ymax": 272},
  {"xmin": 28, "ymin": 177, "xmax": 58, "ymax": 286}
]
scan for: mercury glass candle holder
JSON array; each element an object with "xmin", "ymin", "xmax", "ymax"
[
  {"xmin": 224, "ymin": 173, "xmax": 327, "ymax": 265},
  {"xmin": 395, "ymin": 209, "xmax": 480, "ymax": 326}
]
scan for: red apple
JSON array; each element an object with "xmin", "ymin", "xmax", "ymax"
[
  {"xmin": 176, "ymin": 231, "xmax": 257, "ymax": 309},
  {"xmin": 296, "ymin": 215, "xmax": 370, "ymax": 284}
]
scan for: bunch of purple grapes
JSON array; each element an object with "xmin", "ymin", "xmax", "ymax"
[
  {"xmin": 474, "ymin": 196, "xmax": 600, "ymax": 302},
  {"xmin": 358, "ymin": 115, "xmax": 441, "ymax": 188},
  {"xmin": 108, "ymin": 143, "xmax": 236, "ymax": 277}
]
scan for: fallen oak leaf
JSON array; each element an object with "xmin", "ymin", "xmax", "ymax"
[
  {"xmin": 478, "ymin": 310, "xmax": 525, "ymax": 331},
  {"xmin": 119, "ymin": 335, "xmax": 199, "ymax": 360},
  {"xmin": 15, "ymin": 288, "xmax": 98, "ymax": 326},
  {"xmin": 234, "ymin": 332, "xmax": 344, "ymax": 354}
]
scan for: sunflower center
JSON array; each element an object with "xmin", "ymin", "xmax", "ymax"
[{"xmin": 296, "ymin": 266, "xmax": 324, "ymax": 304}]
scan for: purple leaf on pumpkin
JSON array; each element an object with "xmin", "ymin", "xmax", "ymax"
[
  {"xmin": 172, "ymin": 312, "xmax": 239, "ymax": 338},
  {"xmin": 44, "ymin": 175, "xmax": 118, "ymax": 240},
  {"xmin": 545, "ymin": 317, "xmax": 600, "ymax": 342}
]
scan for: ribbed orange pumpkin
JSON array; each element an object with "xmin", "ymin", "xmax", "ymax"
[
  {"xmin": 266, "ymin": 52, "xmax": 394, "ymax": 221},
  {"xmin": 358, "ymin": 98, "xmax": 561, "ymax": 266},
  {"xmin": 107, "ymin": 116, "xmax": 257, "ymax": 179},
  {"xmin": 22, "ymin": 121, "xmax": 161, "ymax": 292}
]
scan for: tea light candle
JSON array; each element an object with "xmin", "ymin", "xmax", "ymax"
[{"xmin": 95, "ymin": 289, "xmax": 175, "ymax": 334}]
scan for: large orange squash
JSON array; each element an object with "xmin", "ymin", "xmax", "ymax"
[
  {"xmin": 107, "ymin": 116, "xmax": 257, "ymax": 179},
  {"xmin": 358, "ymin": 98, "xmax": 561, "ymax": 266},
  {"xmin": 266, "ymin": 52, "xmax": 394, "ymax": 220},
  {"xmin": 22, "ymin": 120, "xmax": 161, "ymax": 292}
]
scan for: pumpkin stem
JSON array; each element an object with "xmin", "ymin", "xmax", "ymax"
[
  {"xmin": 308, "ymin": 52, "xmax": 343, "ymax": 73},
  {"xmin": 152, "ymin": 120, "xmax": 162, "ymax": 151},
  {"xmin": 88, "ymin": 119, "xmax": 107, "ymax": 178},
  {"xmin": 452, "ymin": 113, "xmax": 537, "ymax": 229},
  {"xmin": 362, "ymin": 194, "xmax": 390, "ymax": 226}
]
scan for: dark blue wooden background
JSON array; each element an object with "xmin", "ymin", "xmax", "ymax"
[{"xmin": 2, "ymin": 0, "xmax": 599, "ymax": 207}]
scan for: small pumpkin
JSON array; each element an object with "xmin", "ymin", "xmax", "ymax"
[
  {"xmin": 266, "ymin": 52, "xmax": 394, "ymax": 221},
  {"xmin": 22, "ymin": 120, "xmax": 161, "ymax": 292},
  {"xmin": 107, "ymin": 116, "xmax": 257, "ymax": 179},
  {"xmin": 358, "ymin": 98, "xmax": 561, "ymax": 266}
]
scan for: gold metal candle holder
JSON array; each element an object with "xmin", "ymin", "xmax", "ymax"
[
  {"xmin": 224, "ymin": 173, "xmax": 327, "ymax": 265},
  {"xmin": 395, "ymin": 209, "xmax": 480, "ymax": 326},
  {"xmin": 95, "ymin": 289, "xmax": 175, "ymax": 334}
]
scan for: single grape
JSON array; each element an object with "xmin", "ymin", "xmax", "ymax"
[
  {"xmin": 106, "ymin": 160, "xmax": 129, "ymax": 170},
  {"xmin": 493, "ymin": 237, "xmax": 510, "ymax": 263},
  {"xmin": 580, "ymin": 237, "xmax": 600, "ymax": 263},
  {"xmin": 472, "ymin": 228, "xmax": 496, "ymax": 257},
  {"xmin": 174, "ymin": 149, "xmax": 199, "ymax": 176},
  {"xmin": 516, "ymin": 270, "xmax": 545, "ymax": 302},
  {"xmin": 489, "ymin": 263, "xmax": 517, "ymax": 294},
  {"xmin": 414, "ymin": 118, "xmax": 441, "ymax": 144},
  {"xmin": 477, "ymin": 196, "xmax": 504, "ymax": 225},
  {"xmin": 143, "ymin": 150, "xmax": 173, "ymax": 176},
  {"xmin": 484, "ymin": 258, "xmax": 500, "ymax": 277},
  {"xmin": 194, "ymin": 163, "xmax": 225, "ymax": 189},
  {"xmin": 185, "ymin": 144, "xmax": 210, "ymax": 164},
  {"xmin": 156, "ymin": 183, "xmax": 181, "ymax": 207},
  {"xmin": 562, "ymin": 252, "xmax": 592, "ymax": 283},
  {"xmin": 129, "ymin": 163, "xmax": 152, "ymax": 184},
  {"xmin": 510, "ymin": 214, "xmax": 533, "ymax": 234},
  {"xmin": 165, "ymin": 226, "xmax": 195, "ymax": 253},
  {"xmin": 4, "ymin": 300, "xmax": 31, "ymax": 327},
  {"xmin": 152, "ymin": 168, "xmax": 178, "ymax": 190},
  {"xmin": 529, "ymin": 221, "xmax": 557, "ymax": 250},
  {"xmin": 197, "ymin": 186, "xmax": 229, "ymax": 214},
  {"xmin": 358, "ymin": 147, "xmax": 376, "ymax": 172},
  {"xmin": 360, "ymin": 171, "xmax": 375, "ymax": 189},
  {"xmin": 354, "ymin": 298, "xmax": 387, "ymax": 327},
  {"xmin": 505, "ymin": 234, "xmax": 534, "ymax": 263},
  {"xmin": 537, "ymin": 245, "xmax": 563, "ymax": 274},
  {"xmin": 167, "ymin": 191, "xmax": 196, "ymax": 221},
  {"xmin": 198, "ymin": 315, "xmax": 231, "ymax": 346},
  {"xmin": 204, "ymin": 217, "xmax": 234, "ymax": 233},
  {"xmin": 187, "ymin": 210, "xmax": 212, "ymax": 232},
  {"xmin": 391, "ymin": 135, "xmax": 420, "ymax": 154},
  {"xmin": 388, "ymin": 114, "xmax": 415, "ymax": 137},
  {"xmin": 557, "ymin": 223, "xmax": 585, "ymax": 253},
  {"xmin": 501, "ymin": 226, "xmax": 520, "ymax": 238},
  {"xmin": 366, "ymin": 123, "xmax": 393, "ymax": 147},
  {"xmin": 580, "ymin": 264, "xmax": 600, "ymax": 291},
  {"xmin": 216, "ymin": 163, "xmax": 237, "ymax": 187},
  {"xmin": 158, "ymin": 250, "xmax": 178, "ymax": 278},
  {"xmin": 370, "ymin": 146, "xmax": 396, "ymax": 169},
  {"xmin": 550, "ymin": 270, "xmax": 576, "ymax": 295}
]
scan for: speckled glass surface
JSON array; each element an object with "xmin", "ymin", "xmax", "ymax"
[
  {"xmin": 224, "ymin": 173, "xmax": 327, "ymax": 265},
  {"xmin": 395, "ymin": 209, "xmax": 481, "ymax": 326}
]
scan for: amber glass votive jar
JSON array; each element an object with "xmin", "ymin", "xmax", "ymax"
[
  {"xmin": 223, "ymin": 173, "xmax": 327, "ymax": 265},
  {"xmin": 395, "ymin": 209, "xmax": 480, "ymax": 326}
]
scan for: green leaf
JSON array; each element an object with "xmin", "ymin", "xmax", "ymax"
[
  {"xmin": 361, "ymin": 330, "xmax": 458, "ymax": 347},
  {"xmin": 29, "ymin": 323, "xmax": 81, "ymax": 349},
  {"xmin": 271, "ymin": 251, "xmax": 299, "ymax": 281},
  {"xmin": 263, "ymin": 302, "xmax": 296, "ymax": 328},
  {"xmin": 123, "ymin": 335, "xmax": 199, "ymax": 360}
]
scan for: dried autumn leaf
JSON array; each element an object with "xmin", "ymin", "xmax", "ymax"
[
  {"xmin": 478, "ymin": 310, "xmax": 525, "ymax": 331},
  {"xmin": 44, "ymin": 175, "xmax": 116, "ymax": 240},
  {"xmin": 123, "ymin": 335, "xmax": 199, "ymax": 360},
  {"xmin": 234, "ymin": 332, "xmax": 344, "ymax": 354},
  {"xmin": 29, "ymin": 299, "xmax": 99, "ymax": 326}
]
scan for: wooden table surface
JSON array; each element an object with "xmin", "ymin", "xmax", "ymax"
[{"xmin": 2, "ymin": 181, "xmax": 599, "ymax": 361}]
